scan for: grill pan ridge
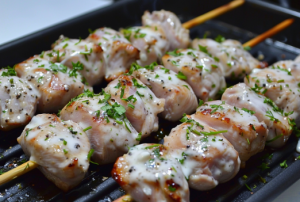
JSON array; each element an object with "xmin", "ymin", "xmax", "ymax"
[{"xmin": 1, "ymin": 0, "xmax": 300, "ymax": 201}]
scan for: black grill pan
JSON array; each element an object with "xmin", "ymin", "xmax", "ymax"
[{"xmin": 1, "ymin": 0, "xmax": 300, "ymax": 201}]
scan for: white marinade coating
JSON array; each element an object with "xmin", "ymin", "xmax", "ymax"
[
  {"xmin": 131, "ymin": 64, "xmax": 198, "ymax": 121},
  {"xmin": 87, "ymin": 27, "xmax": 139, "ymax": 81},
  {"xmin": 122, "ymin": 25, "xmax": 169, "ymax": 66},
  {"xmin": 45, "ymin": 36, "xmax": 105, "ymax": 86},
  {"xmin": 105, "ymin": 75, "xmax": 165, "ymax": 139},
  {"xmin": 60, "ymin": 91, "xmax": 140, "ymax": 165},
  {"xmin": 162, "ymin": 49, "xmax": 226, "ymax": 101},
  {"xmin": 112, "ymin": 144, "xmax": 190, "ymax": 202},
  {"xmin": 142, "ymin": 10, "xmax": 190, "ymax": 50},
  {"xmin": 222, "ymin": 83, "xmax": 292, "ymax": 148},
  {"xmin": 164, "ymin": 115, "xmax": 240, "ymax": 190},
  {"xmin": 17, "ymin": 114, "xmax": 90, "ymax": 191},
  {"xmin": 0, "ymin": 68, "xmax": 40, "ymax": 131},
  {"xmin": 196, "ymin": 100, "xmax": 268, "ymax": 167},
  {"xmin": 245, "ymin": 67, "xmax": 300, "ymax": 127},
  {"xmin": 272, "ymin": 60, "xmax": 300, "ymax": 80},
  {"xmin": 191, "ymin": 39, "xmax": 260, "ymax": 79},
  {"xmin": 15, "ymin": 57, "xmax": 91, "ymax": 113}
]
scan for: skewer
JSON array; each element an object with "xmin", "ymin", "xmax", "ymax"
[
  {"xmin": 0, "ymin": 2, "xmax": 244, "ymax": 187},
  {"xmin": 242, "ymin": 18, "xmax": 294, "ymax": 48},
  {"xmin": 111, "ymin": 18, "xmax": 295, "ymax": 202},
  {"xmin": 0, "ymin": 161, "xmax": 38, "ymax": 185},
  {"xmin": 113, "ymin": 195, "xmax": 133, "ymax": 202},
  {"xmin": 182, "ymin": 0, "xmax": 245, "ymax": 29}
]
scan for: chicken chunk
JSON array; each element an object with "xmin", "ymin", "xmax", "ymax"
[
  {"xmin": 17, "ymin": 114, "xmax": 90, "ymax": 191},
  {"xmin": 195, "ymin": 100, "xmax": 268, "ymax": 167},
  {"xmin": 164, "ymin": 115, "xmax": 240, "ymax": 190},
  {"xmin": 222, "ymin": 83, "xmax": 292, "ymax": 148},
  {"xmin": 245, "ymin": 67, "xmax": 300, "ymax": 127},
  {"xmin": 60, "ymin": 90, "xmax": 140, "ymax": 164},
  {"xmin": 191, "ymin": 39, "xmax": 260, "ymax": 79},
  {"xmin": 46, "ymin": 35, "xmax": 105, "ymax": 86},
  {"xmin": 0, "ymin": 67, "xmax": 40, "ymax": 131},
  {"xmin": 122, "ymin": 25, "xmax": 169, "ymax": 66},
  {"xmin": 271, "ymin": 60, "xmax": 300, "ymax": 81},
  {"xmin": 105, "ymin": 75, "xmax": 165, "ymax": 138},
  {"xmin": 142, "ymin": 10, "xmax": 190, "ymax": 50},
  {"xmin": 15, "ymin": 57, "xmax": 90, "ymax": 113},
  {"xmin": 112, "ymin": 144, "xmax": 189, "ymax": 202},
  {"xmin": 87, "ymin": 27, "xmax": 140, "ymax": 81},
  {"xmin": 162, "ymin": 49, "xmax": 226, "ymax": 101},
  {"xmin": 130, "ymin": 63, "xmax": 198, "ymax": 121}
]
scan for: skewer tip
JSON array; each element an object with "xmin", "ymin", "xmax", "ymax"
[
  {"xmin": 243, "ymin": 18, "xmax": 295, "ymax": 48},
  {"xmin": 113, "ymin": 195, "xmax": 133, "ymax": 202}
]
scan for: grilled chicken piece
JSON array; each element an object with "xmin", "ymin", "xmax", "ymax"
[
  {"xmin": 105, "ymin": 75, "xmax": 165, "ymax": 138},
  {"xmin": 45, "ymin": 35, "xmax": 105, "ymax": 86},
  {"xmin": 87, "ymin": 27, "xmax": 140, "ymax": 81},
  {"xmin": 60, "ymin": 91, "xmax": 140, "ymax": 164},
  {"xmin": 0, "ymin": 68, "xmax": 40, "ymax": 131},
  {"xmin": 245, "ymin": 67, "xmax": 300, "ymax": 127},
  {"xmin": 112, "ymin": 144, "xmax": 189, "ymax": 202},
  {"xmin": 17, "ymin": 114, "xmax": 90, "ymax": 191},
  {"xmin": 164, "ymin": 115, "xmax": 240, "ymax": 190},
  {"xmin": 195, "ymin": 100, "xmax": 268, "ymax": 167},
  {"xmin": 122, "ymin": 25, "xmax": 169, "ymax": 66},
  {"xmin": 162, "ymin": 49, "xmax": 226, "ymax": 101},
  {"xmin": 271, "ymin": 60, "xmax": 300, "ymax": 81},
  {"xmin": 142, "ymin": 10, "xmax": 190, "ymax": 50},
  {"xmin": 222, "ymin": 83, "xmax": 292, "ymax": 148},
  {"xmin": 130, "ymin": 63, "xmax": 198, "ymax": 121},
  {"xmin": 15, "ymin": 57, "xmax": 90, "ymax": 113},
  {"xmin": 191, "ymin": 39, "xmax": 260, "ymax": 79}
]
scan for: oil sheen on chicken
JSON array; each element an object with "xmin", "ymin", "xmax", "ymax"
[
  {"xmin": 112, "ymin": 144, "xmax": 190, "ymax": 202},
  {"xmin": 142, "ymin": 10, "xmax": 190, "ymax": 50},
  {"xmin": 0, "ymin": 67, "xmax": 40, "ymax": 131},
  {"xmin": 87, "ymin": 27, "xmax": 140, "ymax": 81},
  {"xmin": 121, "ymin": 25, "xmax": 169, "ymax": 66},
  {"xmin": 15, "ymin": 57, "xmax": 90, "ymax": 113},
  {"xmin": 164, "ymin": 115, "xmax": 240, "ymax": 190},
  {"xmin": 195, "ymin": 100, "xmax": 268, "ymax": 167},
  {"xmin": 245, "ymin": 67, "xmax": 300, "ymax": 127},
  {"xmin": 222, "ymin": 83, "xmax": 292, "ymax": 148},
  {"xmin": 60, "ymin": 90, "xmax": 140, "ymax": 165},
  {"xmin": 17, "ymin": 114, "xmax": 90, "ymax": 191},
  {"xmin": 130, "ymin": 63, "xmax": 198, "ymax": 121},
  {"xmin": 45, "ymin": 35, "xmax": 105, "ymax": 86},
  {"xmin": 105, "ymin": 75, "xmax": 165, "ymax": 139},
  {"xmin": 162, "ymin": 49, "xmax": 226, "ymax": 101},
  {"xmin": 191, "ymin": 39, "xmax": 260, "ymax": 79}
]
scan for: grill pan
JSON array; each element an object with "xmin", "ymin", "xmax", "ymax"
[{"xmin": 1, "ymin": 0, "xmax": 300, "ymax": 201}]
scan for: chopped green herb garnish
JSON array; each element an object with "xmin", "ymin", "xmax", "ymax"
[
  {"xmin": 166, "ymin": 49, "xmax": 184, "ymax": 57},
  {"xmin": 87, "ymin": 149, "xmax": 99, "ymax": 165},
  {"xmin": 176, "ymin": 71, "xmax": 187, "ymax": 80},
  {"xmin": 135, "ymin": 132, "xmax": 142, "ymax": 141},
  {"xmin": 83, "ymin": 126, "xmax": 92, "ymax": 132},
  {"xmin": 280, "ymin": 160, "xmax": 288, "ymax": 168}
]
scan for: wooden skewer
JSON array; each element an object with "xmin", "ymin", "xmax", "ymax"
[
  {"xmin": 113, "ymin": 195, "xmax": 133, "ymax": 202},
  {"xmin": 243, "ymin": 18, "xmax": 294, "ymax": 48},
  {"xmin": 0, "ymin": 160, "xmax": 38, "ymax": 185},
  {"xmin": 182, "ymin": 0, "xmax": 245, "ymax": 29}
]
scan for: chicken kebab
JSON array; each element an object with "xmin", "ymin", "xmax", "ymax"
[
  {"xmin": 111, "ymin": 82, "xmax": 295, "ymax": 201},
  {"xmin": 112, "ymin": 115, "xmax": 241, "ymax": 202}
]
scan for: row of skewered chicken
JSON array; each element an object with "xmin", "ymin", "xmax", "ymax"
[{"xmin": 1, "ymin": 9, "xmax": 300, "ymax": 202}]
